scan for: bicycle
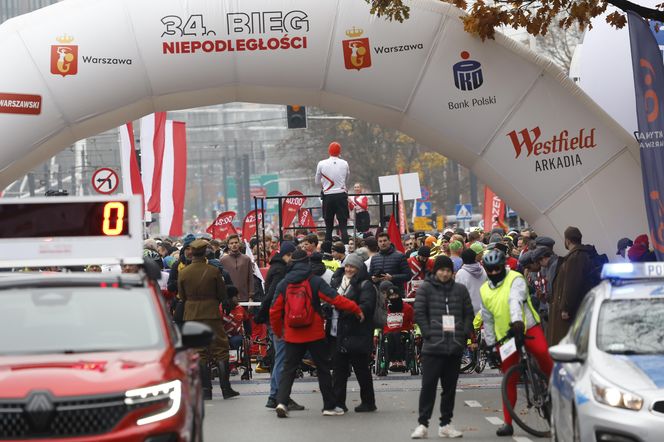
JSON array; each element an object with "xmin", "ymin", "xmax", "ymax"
[
  {"xmin": 497, "ymin": 330, "xmax": 551, "ymax": 438},
  {"xmin": 459, "ymin": 327, "xmax": 489, "ymax": 374}
]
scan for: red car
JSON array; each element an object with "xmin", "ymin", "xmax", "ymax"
[{"xmin": 0, "ymin": 271, "xmax": 210, "ymax": 442}]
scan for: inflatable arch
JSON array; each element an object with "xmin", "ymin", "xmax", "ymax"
[{"xmin": 0, "ymin": 0, "xmax": 646, "ymax": 255}]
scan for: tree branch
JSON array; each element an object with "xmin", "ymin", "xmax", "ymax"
[{"xmin": 605, "ymin": 0, "xmax": 664, "ymax": 20}]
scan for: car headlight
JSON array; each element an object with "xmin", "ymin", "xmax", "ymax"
[
  {"xmin": 591, "ymin": 373, "xmax": 643, "ymax": 411},
  {"xmin": 125, "ymin": 380, "xmax": 182, "ymax": 425}
]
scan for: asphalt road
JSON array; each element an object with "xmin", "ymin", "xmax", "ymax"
[{"xmin": 203, "ymin": 369, "xmax": 550, "ymax": 442}]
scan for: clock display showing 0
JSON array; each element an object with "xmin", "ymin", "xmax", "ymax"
[{"xmin": 0, "ymin": 201, "xmax": 129, "ymax": 238}]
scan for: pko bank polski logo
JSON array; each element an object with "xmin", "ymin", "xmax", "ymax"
[{"xmin": 453, "ymin": 51, "xmax": 483, "ymax": 91}]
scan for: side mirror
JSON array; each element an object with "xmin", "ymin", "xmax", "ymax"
[
  {"xmin": 179, "ymin": 321, "xmax": 213, "ymax": 350},
  {"xmin": 550, "ymin": 343, "xmax": 584, "ymax": 363}
]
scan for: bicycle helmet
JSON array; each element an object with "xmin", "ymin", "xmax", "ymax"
[{"xmin": 482, "ymin": 248, "xmax": 506, "ymax": 268}]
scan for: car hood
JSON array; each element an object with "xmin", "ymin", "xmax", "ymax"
[
  {"xmin": 0, "ymin": 349, "xmax": 172, "ymax": 399},
  {"xmin": 593, "ymin": 351, "xmax": 664, "ymax": 392}
]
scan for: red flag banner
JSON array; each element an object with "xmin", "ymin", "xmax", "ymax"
[
  {"xmin": 483, "ymin": 186, "xmax": 505, "ymax": 231},
  {"xmin": 281, "ymin": 191, "xmax": 306, "ymax": 231},
  {"xmin": 299, "ymin": 208, "xmax": 317, "ymax": 232},
  {"xmin": 387, "ymin": 214, "xmax": 405, "ymax": 253},
  {"xmin": 207, "ymin": 211, "xmax": 238, "ymax": 240},
  {"xmin": 242, "ymin": 209, "xmax": 264, "ymax": 240}
]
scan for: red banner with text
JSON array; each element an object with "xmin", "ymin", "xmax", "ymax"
[
  {"xmin": 242, "ymin": 209, "xmax": 263, "ymax": 240},
  {"xmin": 281, "ymin": 191, "xmax": 306, "ymax": 232},
  {"xmin": 483, "ymin": 187, "xmax": 506, "ymax": 231},
  {"xmin": 299, "ymin": 208, "xmax": 317, "ymax": 232},
  {"xmin": 206, "ymin": 211, "xmax": 238, "ymax": 240}
]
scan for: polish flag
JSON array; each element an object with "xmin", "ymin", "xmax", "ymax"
[
  {"xmin": 140, "ymin": 112, "xmax": 167, "ymax": 213},
  {"xmin": 159, "ymin": 121, "xmax": 187, "ymax": 236},
  {"xmin": 119, "ymin": 122, "xmax": 144, "ymax": 197}
]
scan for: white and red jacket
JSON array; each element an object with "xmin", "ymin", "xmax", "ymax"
[
  {"xmin": 315, "ymin": 156, "xmax": 349, "ymax": 195},
  {"xmin": 348, "ymin": 194, "xmax": 368, "ymax": 215}
]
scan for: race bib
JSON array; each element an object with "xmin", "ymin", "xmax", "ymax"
[
  {"xmin": 442, "ymin": 315, "xmax": 455, "ymax": 333},
  {"xmin": 387, "ymin": 312, "xmax": 404, "ymax": 329},
  {"xmin": 499, "ymin": 338, "xmax": 517, "ymax": 361},
  {"xmin": 229, "ymin": 350, "xmax": 239, "ymax": 363}
]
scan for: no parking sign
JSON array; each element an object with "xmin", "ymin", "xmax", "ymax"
[{"xmin": 91, "ymin": 168, "xmax": 119, "ymax": 194}]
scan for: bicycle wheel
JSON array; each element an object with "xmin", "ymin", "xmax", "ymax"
[
  {"xmin": 459, "ymin": 348, "xmax": 475, "ymax": 374},
  {"xmin": 474, "ymin": 347, "xmax": 487, "ymax": 374},
  {"xmin": 501, "ymin": 363, "xmax": 551, "ymax": 438}
]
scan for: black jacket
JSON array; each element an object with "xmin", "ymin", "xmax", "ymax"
[
  {"xmin": 414, "ymin": 275, "xmax": 474, "ymax": 356},
  {"xmin": 369, "ymin": 244, "xmax": 410, "ymax": 286},
  {"xmin": 255, "ymin": 255, "xmax": 288, "ymax": 324},
  {"xmin": 332, "ymin": 265, "xmax": 376, "ymax": 354}
]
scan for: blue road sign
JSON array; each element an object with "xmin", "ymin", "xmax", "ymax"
[
  {"xmin": 455, "ymin": 204, "xmax": 472, "ymax": 220},
  {"xmin": 416, "ymin": 201, "xmax": 432, "ymax": 217}
]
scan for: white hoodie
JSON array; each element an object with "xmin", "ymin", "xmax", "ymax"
[{"xmin": 454, "ymin": 263, "xmax": 487, "ymax": 314}]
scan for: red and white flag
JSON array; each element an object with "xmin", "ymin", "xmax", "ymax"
[
  {"xmin": 299, "ymin": 208, "xmax": 317, "ymax": 232},
  {"xmin": 140, "ymin": 112, "xmax": 167, "ymax": 213},
  {"xmin": 207, "ymin": 211, "xmax": 238, "ymax": 240},
  {"xmin": 119, "ymin": 122, "xmax": 144, "ymax": 197},
  {"xmin": 159, "ymin": 121, "xmax": 187, "ymax": 236},
  {"xmin": 483, "ymin": 186, "xmax": 506, "ymax": 231},
  {"xmin": 242, "ymin": 209, "xmax": 264, "ymax": 240},
  {"xmin": 281, "ymin": 191, "xmax": 306, "ymax": 231}
]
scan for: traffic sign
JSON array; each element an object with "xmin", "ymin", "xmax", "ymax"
[
  {"xmin": 419, "ymin": 186, "xmax": 430, "ymax": 202},
  {"xmin": 455, "ymin": 204, "xmax": 472, "ymax": 220},
  {"xmin": 91, "ymin": 167, "xmax": 119, "ymax": 194},
  {"xmin": 416, "ymin": 201, "xmax": 432, "ymax": 217},
  {"xmin": 413, "ymin": 216, "xmax": 432, "ymax": 231}
]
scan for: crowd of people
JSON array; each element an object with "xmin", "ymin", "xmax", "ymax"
[{"xmin": 112, "ymin": 213, "xmax": 660, "ymax": 439}]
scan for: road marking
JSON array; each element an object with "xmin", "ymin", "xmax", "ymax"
[
  {"xmin": 465, "ymin": 400, "xmax": 482, "ymax": 407},
  {"xmin": 456, "ymin": 389, "xmax": 463, "ymax": 392},
  {"xmin": 513, "ymin": 438, "xmax": 533, "ymax": 442},
  {"xmin": 485, "ymin": 416, "xmax": 504, "ymax": 425}
]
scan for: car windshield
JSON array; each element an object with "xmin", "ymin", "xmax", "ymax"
[
  {"xmin": 0, "ymin": 287, "xmax": 164, "ymax": 355},
  {"xmin": 597, "ymin": 297, "xmax": 664, "ymax": 355}
]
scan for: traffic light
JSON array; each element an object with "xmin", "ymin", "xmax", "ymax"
[{"xmin": 286, "ymin": 105, "xmax": 307, "ymax": 129}]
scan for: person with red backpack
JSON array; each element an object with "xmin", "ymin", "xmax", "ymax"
[{"xmin": 270, "ymin": 249, "xmax": 364, "ymax": 418}]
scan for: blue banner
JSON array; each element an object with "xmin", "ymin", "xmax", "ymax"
[{"xmin": 628, "ymin": 11, "xmax": 664, "ymax": 260}]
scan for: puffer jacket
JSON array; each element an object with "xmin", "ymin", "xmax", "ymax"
[
  {"xmin": 332, "ymin": 265, "xmax": 376, "ymax": 354},
  {"xmin": 368, "ymin": 244, "xmax": 410, "ymax": 286},
  {"xmin": 414, "ymin": 274, "xmax": 474, "ymax": 356}
]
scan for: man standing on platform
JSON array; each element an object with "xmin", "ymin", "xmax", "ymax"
[{"xmin": 316, "ymin": 141, "xmax": 350, "ymax": 244}]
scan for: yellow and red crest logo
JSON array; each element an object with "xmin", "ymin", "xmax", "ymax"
[
  {"xmin": 342, "ymin": 27, "xmax": 371, "ymax": 71},
  {"xmin": 50, "ymin": 35, "xmax": 78, "ymax": 77}
]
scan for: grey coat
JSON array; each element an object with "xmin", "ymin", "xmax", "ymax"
[{"xmin": 414, "ymin": 275, "xmax": 474, "ymax": 356}]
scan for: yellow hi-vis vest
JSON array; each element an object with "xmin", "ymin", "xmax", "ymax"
[{"xmin": 479, "ymin": 270, "xmax": 540, "ymax": 343}]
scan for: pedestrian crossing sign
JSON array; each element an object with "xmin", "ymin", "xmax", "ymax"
[{"xmin": 455, "ymin": 204, "xmax": 472, "ymax": 220}]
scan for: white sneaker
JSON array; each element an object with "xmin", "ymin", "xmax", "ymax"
[
  {"xmin": 438, "ymin": 424, "xmax": 462, "ymax": 438},
  {"xmin": 322, "ymin": 406, "xmax": 345, "ymax": 416},
  {"xmin": 276, "ymin": 404, "xmax": 289, "ymax": 418},
  {"xmin": 411, "ymin": 424, "xmax": 428, "ymax": 439}
]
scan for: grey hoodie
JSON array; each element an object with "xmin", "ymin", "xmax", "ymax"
[{"xmin": 454, "ymin": 263, "xmax": 487, "ymax": 314}]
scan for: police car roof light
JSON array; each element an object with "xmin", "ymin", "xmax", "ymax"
[{"xmin": 602, "ymin": 262, "xmax": 664, "ymax": 280}]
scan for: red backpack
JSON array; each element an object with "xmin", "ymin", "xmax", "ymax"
[{"xmin": 284, "ymin": 278, "xmax": 315, "ymax": 328}]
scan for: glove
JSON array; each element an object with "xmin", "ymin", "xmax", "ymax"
[{"xmin": 511, "ymin": 321, "xmax": 525, "ymax": 337}]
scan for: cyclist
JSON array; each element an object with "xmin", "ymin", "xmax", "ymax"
[{"xmin": 479, "ymin": 249, "xmax": 552, "ymax": 437}]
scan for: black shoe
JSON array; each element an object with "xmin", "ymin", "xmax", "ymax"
[
  {"xmin": 218, "ymin": 361, "xmax": 240, "ymax": 399},
  {"xmin": 266, "ymin": 397, "xmax": 278, "ymax": 409},
  {"xmin": 354, "ymin": 403, "xmax": 377, "ymax": 412},
  {"xmin": 496, "ymin": 424, "xmax": 513, "ymax": 436},
  {"xmin": 287, "ymin": 398, "xmax": 305, "ymax": 411}
]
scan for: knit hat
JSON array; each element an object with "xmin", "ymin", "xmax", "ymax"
[
  {"xmin": 432, "ymin": 255, "xmax": 454, "ymax": 273},
  {"xmin": 182, "ymin": 234, "xmax": 196, "ymax": 248},
  {"xmin": 332, "ymin": 243, "xmax": 346, "ymax": 254},
  {"xmin": 470, "ymin": 241, "xmax": 485, "ymax": 255},
  {"xmin": 628, "ymin": 242, "xmax": 649, "ymax": 262},
  {"xmin": 417, "ymin": 246, "xmax": 431, "ymax": 258},
  {"xmin": 461, "ymin": 248, "xmax": 477, "ymax": 265},
  {"xmin": 489, "ymin": 233, "xmax": 503, "ymax": 244},
  {"xmin": 328, "ymin": 141, "xmax": 341, "ymax": 156},
  {"xmin": 279, "ymin": 241, "xmax": 296, "ymax": 256},
  {"xmin": 449, "ymin": 240, "xmax": 463, "ymax": 252},
  {"xmin": 291, "ymin": 249, "xmax": 309, "ymax": 262},
  {"xmin": 425, "ymin": 236, "xmax": 437, "ymax": 247},
  {"xmin": 633, "ymin": 234, "xmax": 649, "ymax": 247},
  {"xmin": 518, "ymin": 250, "xmax": 533, "ymax": 267},
  {"xmin": 379, "ymin": 280, "xmax": 396, "ymax": 294},
  {"xmin": 344, "ymin": 253, "xmax": 364, "ymax": 269},
  {"xmin": 320, "ymin": 240, "xmax": 333, "ymax": 254},
  {"xmin": 564, "ymin": 226, "xmax": 583, "ymax": 243},
  {"xmin": 354, "ymin": 247, "xmax": 369, "ymax": 261}
]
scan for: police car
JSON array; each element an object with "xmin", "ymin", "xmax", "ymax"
[
  {"xmin": 0, "ymin": 196, "xmax": 210, "ymax": 442},
  {"xmin": 549, "ymin": 262, "xmax": 664, "ymax": 442}
]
